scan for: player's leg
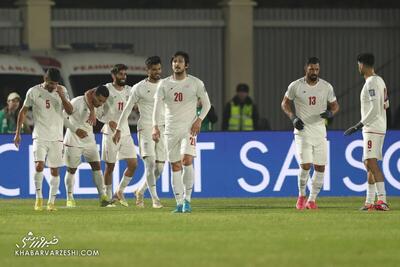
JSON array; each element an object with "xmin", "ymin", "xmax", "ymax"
[
  {"xmin": 361, "ymin": 164, "xmax": 376, "ymax": 211},
  {"xmin": 361, "ymin": 133, "xmax": 388, "ymax": 211},
  {"xmin": 306, "ymin": 139, "xmax": 328, "ymax": 209},
  {"xmin": 171, "ymin": 161, "xmax": 184, "ymax": 212},
  {"xmin": 64, "ymin": 146, "xmax": 82, "ymax": 207},
  {"xmin": 181, "ymin": 154, "xmax": 194, "ymax": 213},
  {"xmin": 101, "ymin": 134, "xmax": 118, "ymax": 199},
  {"xmin": 369, "ymin": 135, "xmax": 388, "ymax": 210},
  {"xmin": 47, "ymin": 167, "xmax": 60, "ymax": 211},
  {"xmin": 115, "ymin": 157, "xmax": 137, "ymax": 207},
  {"xmin": 306, "ymin": 165, "xmax": 324, "ymax": 210},
  {"xmin": 365, "ymin": 158, "xmax": 388, "ymax": 211},
  {"xmin": 84, "ymin": 144, "xmax": 110, "ymax": 206},
  {"xmin": 46, "ymin": 141, "xmax": 63, "ymax": 211},
  {"xmin": 88, "ymin": 161, "xmax": 110, "ymax": 207},
  {"xmin": 294, "ymin": 136, "xmax": 312, "ymax": 210},
  {"xmin": 115, "ymin": 135, "xmax": 137, "ymax": 207},
  {"xmin": 150, "ymin": 126, "xmax": 167, "ymax": 208},
  {"xmin": 135, "ymin": 129, "xmax": 154, "ymax": 199},
  {"xmin": 166, "ymin": 133, "xmax": 184, "ymax": 212},
  {"xmin": 33, "ymin": 161, "xmax": 45, "ymax": 211},
  {"xmin": 65, "ymin": 167, "xmax": 77, "ymax": 207},
  {"xmin": 180, "ymin": 134, "xmax": 197, "ymax": 213},
  {"xmin": 32, "ymin": 140, "xmax": 46, "ymax": 211}
]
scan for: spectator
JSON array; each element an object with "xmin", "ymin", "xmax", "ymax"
[
  {"xmin": 197, "ymin": 99, "xmax": 218, "ymax": 131},
  {"xmin": 0, "ymin": 92, "xmax": 31, "ymax": 133},
  {"xmin": 222, "ymin": 83, "xmax": 259, "ymax": 131}
]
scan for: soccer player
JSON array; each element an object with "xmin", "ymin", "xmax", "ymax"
[
  {"xmin": 14, "ymin": 68, "xmax": 73, "ymax": 211},
  {"xmin": 152, "ymin": 51, "xmax": 211, "ymax": 213},
  {"xmin": 63, "ymin": 85, "xmax": 111, "ymax": 208},
  {"xmin": 344, "ymin": 53, "xmax": 390, "ymax": 211},
  {"xmin": 86, "ymin": 64, "xmax": 137, "ymax": 206},
  {"xmin": 113, "ymin": 56, "xmax": 165, "ymax": 208},
  {"xmin": 281, "ymin": 57, "xmax": 339, "ymax": 210}
]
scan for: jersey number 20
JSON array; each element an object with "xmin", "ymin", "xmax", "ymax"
[{"xmin": 174, "ymin": 92, "xmax": 183, "ymax": 102}]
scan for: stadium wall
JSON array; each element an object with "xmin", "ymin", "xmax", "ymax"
[
  {"xmin": 254, "ymin": 8, "xmax": 400, "ymax": 131},
  {"xmin": 0, "ymin": 131, "xmax": 399, "ymax": 199}
]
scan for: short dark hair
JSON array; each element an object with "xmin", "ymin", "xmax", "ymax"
[
  {"xmin": 95, "ymin": 85, "xmax": 109, "ymax": 98},
  {"xmin": 170, "ymin": 51, "xmax": 189, "ymax": 65},
  {"xmin": 306, "ymin": 57, "xmax": 320, "ymax": 65},
  {"xmin": 236, "ymin": 83, "xmax": 249, "ymax": 93},
  {"xmin": 111, "ymin": 64, "xmax": 128, "ymax": 75},
  {"xmin": 357, "ymin": 53, "xmax": 375, "ymax": 67},
  {"xmin": 46, "ymin": 68, "xmax": 61, "ymax": 82},
  {"xmin": 145, "ymin": 56, "xmax": 161, "ymax": 68}
]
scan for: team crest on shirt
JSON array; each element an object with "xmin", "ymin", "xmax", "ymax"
[{"xmin": 369, "ymin": 89, "xmax": 376, "ymax": 96}]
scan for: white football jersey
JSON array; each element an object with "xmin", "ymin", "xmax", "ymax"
[
  {"xmin": 64, "ymin": 96, "xmax": 96, "ymax": 147},
  {"xmin": 285, "ymin": 77, "xmax": 336, "ymax": 141},
  {"xmin": 98, "ymin": 83, "xmax": 131, "ymax": 136},
  {"xmin": 360, "ymin": 75, "xmax": 387, "ymax": 134},
  {"xmin": 117, "ymin": 79, "xmax": 164, "ymax": 132},
  {"xmin": 154, "ymin": 75, "xmax": 210, "ymax": 134},
  {"xmin": 23, "ymin": 83, "xmax": 69, "ymax": 141}
]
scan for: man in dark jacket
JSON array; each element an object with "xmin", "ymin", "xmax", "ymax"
[{"xmin": 222, "ymin": 83, "xmax": 259, "ymax": 131}]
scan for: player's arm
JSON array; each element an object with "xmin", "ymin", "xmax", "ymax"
[
  {"xmin": 192, "ymin": 89, "xmax": 211, "ymax": 136},
  {"xmin": 281, "ymin": 96, "xmax": 304, "ymax": 130},
  {"xmin": 56, "ymin": 86, "xmax": 73, "ymax": 115},
  {"xmin": 63, "ymin": 112, "xmax": 87, "ymax": 139},
  {"xmin": 113, "ymin": 91, "xmax": 137, "ymax": 144},
  {"xmin": 320, "ymin": 100, "xmax": 339, "ymax": 119},
  {"xmin": 152, "ymin": 86, "xmax": 165, "ymax": 143},
  {"xmin": 84, "ymin": 88, "xmax": 97, "ymax": 126},
  {"xmin": 344, "ymin": 88, "xmax": 379, "ymax": 136},
  {"xmin": 14, "ymin": 106, "xmax": 29, "ymax": 148}
]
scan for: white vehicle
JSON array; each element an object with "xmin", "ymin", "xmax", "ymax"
[{"xmin": 0, "ymin": 54, "xmax": 45, "ymax": 105}]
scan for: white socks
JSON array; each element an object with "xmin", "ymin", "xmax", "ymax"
[
  {"xmin": 298, "ymin": 168, "xmax": 309, "ymax": 196},
  {"xmin": 154, "ymin": 163, "xmax": 164, "ymax": 179},
  {"xmin": 171, "ymin": 170, "xmax": 184, "ymax": 205},
  {"xmin": 105, "ymin": 184, "xmax": 112, "ymax": 199},
  {"xmin": 34, "ymin": 171, "xmax": 44, "ymax": 199},
  {"xmin": 182, "ymin": 165, "xmax": 194, "ymax": 202},
  {"xmin": 143, "ymin": 157, "xmax": 159, "ymax": 201},
  {"xmin": 64, "ymin": 171, "xmax": 75, "ymax": 200},
  {"xmin": 118, "ymin": 175, "xmax": 132, "ymax": 193},
  {"xmin": 366, "ymin": 183, "xmax": 376, "ymax": 204},
  {"xmin": 48, "ymin": 175, "xmax": 60, "ymax": 204},
  {"xmin": 92, "ymin": 170, "xmax": 106, "ymax": 196},
  {"xmin": 375, "ymin": 182, "xmax": 386, "ymax": 203},
  {"xmin": 308, "ymin": 171, "xmax": 324, "ymax": 202}
]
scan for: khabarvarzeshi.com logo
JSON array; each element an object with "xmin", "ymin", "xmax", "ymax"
[{"xmin": 15, "ymin": 232, "xmax": 99, "ymax": 257}]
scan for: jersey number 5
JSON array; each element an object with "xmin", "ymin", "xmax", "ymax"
[
  {"xmin": 174, "ymin": 92, "xmax": 183, "ymax": 102},
  {"xmin": 45, "ymin": 99, "xmax": 50, "ymax": 109},
  {"xmin": 308, "ymin": 96, "xmax": 316, "ymax": 105},
  {"xmin": 118, "ymin": 102, "xmax": 124, "ymax": 111}
]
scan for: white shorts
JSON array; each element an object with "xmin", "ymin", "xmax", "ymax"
[
  {"xmin": 101, "ymin": 134, "xmax": 136, "ymax": 163},
  {"xmin": 294, "ymin": 136, "xmax": 327, "ymax": 165},
  {"xmin": 138, "ymin": 126, "xmax": 166, "ymax": 162},
  {"xmin": 64, "ymin": 144, "xmax": 100, "ymax": 168},
  {"xmin": 165, "ymin": 131, "xmax": 196, "ymax": 163},
  {"xmin": 362, "ymin": 132, "xmax": 385, "ymax": 161},
  {"xmin": 33, "ymin": 139, "xmax": 64, "ymax": 168}
]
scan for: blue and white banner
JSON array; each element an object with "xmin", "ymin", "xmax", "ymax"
[{"xmin": 0, "ymin": 131, "xmax": 399, "ymax": 198}]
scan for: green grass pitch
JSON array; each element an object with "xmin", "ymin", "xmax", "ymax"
[{"xmin": 1, "ymin": 197, "xmax": 400, "ymax": 267}]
